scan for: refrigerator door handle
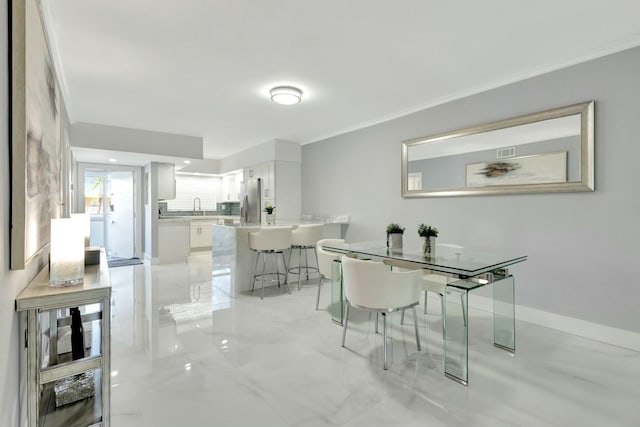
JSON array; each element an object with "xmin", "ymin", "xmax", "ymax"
[{"xmin": 241, "ymin": 195, "xmax": 249, "ymax": 222}]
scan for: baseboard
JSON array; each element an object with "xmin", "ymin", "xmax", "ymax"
[
  {"xmin": 144, "ymin": 254, "xmax": 160, "ymax": 265},
  {"xmin": 468, "ymin": 294, "xmax": 640, "ymax": 352}
]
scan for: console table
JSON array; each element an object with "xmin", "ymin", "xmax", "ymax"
[{"xmin": 16, "ymin": 249, "xmax": 111, "ymax": 427}]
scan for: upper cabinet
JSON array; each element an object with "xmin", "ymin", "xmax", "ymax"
[
  {"xmin": 244, "ymin": 161, "xmax": 300, "ymax": 222},
  {"xmin": 157, "ymin": 163, "xmax": 176, "ymax": 200}
]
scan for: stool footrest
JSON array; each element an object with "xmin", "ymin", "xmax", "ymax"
[
  {"xmin": 288, "ymin": 266, "xmax": 320, "ymax": 275},
  {"xmin": 253, "ymin": 272, "xmax": 288, "ymax": 283}
]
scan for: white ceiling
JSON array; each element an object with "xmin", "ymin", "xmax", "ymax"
[{"xmin": 44, "ymin": 0, "xmax": 640, "ymax": 161}]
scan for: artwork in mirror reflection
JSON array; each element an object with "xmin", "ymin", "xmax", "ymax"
[{"xmin": 402, "ymin": 102, "xmax": 594, "ymax": 197}]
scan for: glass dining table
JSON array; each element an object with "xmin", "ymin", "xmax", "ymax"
[{"xmin": 322, "ymin": 241, "xmax": 527, "ymax": 385}]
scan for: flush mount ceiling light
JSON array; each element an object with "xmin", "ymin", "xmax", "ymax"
[{"xmin": 270, "ymin": 86, "xmax": 302, "ymax": 105}]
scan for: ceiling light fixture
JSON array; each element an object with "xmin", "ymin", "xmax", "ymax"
[
  {"xmin": 270, "ymin": 86, "xmax": 302, "ymax": 105},
  {"xmin": 108, "ymin": 158, "xmax": 117, "ymax": 162}
]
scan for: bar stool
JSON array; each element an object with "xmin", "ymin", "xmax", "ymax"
[
  {"xmin": 288, "ymin": 224, "xmax": 324, "ymax": 290},
  {"xmin": 248, "ymin": 226, "xmax": 293, "ymax": 299}
]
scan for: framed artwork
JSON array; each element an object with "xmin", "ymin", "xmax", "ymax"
[
  {"xmin": 10, "ymin": 0, "xmax": 62, "ymax": 269},
  {"xmin": 466, "ymin": 152, "xmax": 567, "ymax": 188}
]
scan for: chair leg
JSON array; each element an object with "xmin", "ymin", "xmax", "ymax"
[
  {"xmin": 382, "ymin": 312, "xmax": 389, "ymax": 370},
  {"xmin": 281, "ymin": 252, "xmax": 291, "ymax": 294},
  {"xmin": 400, "ymin": 309, "xmax": 405, "ymax": 325},
  {"xmin": 341, "ymin": 302, "xmax": 350, "ymax": 347},
  {"xmin": 250, "ymin": 251, "xmax": 259, "ymax": 292},
  {"xmin": 287, "ymin": 247, "xmax": 293, "ymax": 282},
  {"xmin": 440, "ymin": 293, "xmax": 445, "ymax": 336},
  {"xmin": 316, "ymin": 276, "xmax": 323, "ymax": 310},
  {"xmin": 424, "ymin": 291, "xmax": 428, "ymax": 314},
  {"xmin": 260, "ymin": 251, "xmax": 268, "ymax": 299},
  {"xmin": 305, "ymin": 247, "xmax": 310, "ymax": 280},
  {"xmin": 412, "ymin": 306, "xmax": 421, "ymax": 352},
  {"xmin": 274, "ymin": 251, "xmax": 281, "ymax": 288},
  {"xmin": 460, "ymin": 292, "xmax": 467, "ymax": 327},
  {"xmin": 375, "ymin": 312, "xmax": 379, "ymax": 334},
  {"xmin": 295, "ymin": 247, "xmax": 301, "ymax": 290},
  {"xmin": 313, "ymin": 248, "xmax": 319, "ymax": 277}
]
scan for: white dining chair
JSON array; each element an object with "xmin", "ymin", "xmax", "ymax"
[
  {"xmin": 315, "ymin": 238, "xmax": 346, "ymax": 310},
  {"xmin": 396, "ymin": 243, "xmax": 465, "ymax": 334},
  {"xmin": 340, "ymin": 256, "xmax": 422, "ymax": 370},
  {"xmin": 423, "ymin": 243, "xmax": 464, "ymax": 305}
]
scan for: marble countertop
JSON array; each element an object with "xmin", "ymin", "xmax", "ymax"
[
  {"xmin": 159, "ymin": 215, "xmax": 240, "ymax": 223},
  {"xmin": 213, "ymin": 219, "xmax": 344, "ymax": 229}
]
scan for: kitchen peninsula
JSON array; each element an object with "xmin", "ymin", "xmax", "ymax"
[{"xmin": 211, "ymin": 217, "xmax": 348, "ymax": 297}]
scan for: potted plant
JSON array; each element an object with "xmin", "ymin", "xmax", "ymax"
[
  {"xmin": 264, "ymin": 205, "xmax": 276, "ymax": 225},
  {"xmin": 386, "ymin": 223, "xmax": 405, "ymax": 252},
  {"xmin": 417, "ymin": 224, "xmax": 438, "ymax": 257}
]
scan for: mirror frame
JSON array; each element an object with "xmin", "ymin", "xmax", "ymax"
[{"xmin": 401, "ymin": 101, "xmax": 594, "ymax": 197}]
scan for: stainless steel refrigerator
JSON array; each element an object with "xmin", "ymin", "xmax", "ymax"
[{"xmin": 240, "ymin": 178, "xmax": 261, "ymax": 224}]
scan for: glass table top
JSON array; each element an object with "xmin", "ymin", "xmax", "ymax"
[{"xmin": 322, "ymin": 241, "xmax": 527, "ymax": 278}]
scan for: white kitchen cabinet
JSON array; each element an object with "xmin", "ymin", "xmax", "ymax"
[
  {"xmin": 157, "ymin": 163, "xmax": 176, "ymax": 200},
  {"xmin": 190, "ymin": 220, "xmax": 215, "ymax": 249},
  {"xmin": 246, "ymin": 160, "xmax": 300, "ymax": 223},
  {"xmin": 261, "ymin": 162, "xmax": 274, "ymax": 199},
  {"xmin": 158, "ymin": 221, "xmax": 190, "ymax": 263},
  {"xmin": 221, "ymin": 170, "xmax": 242, "ymax": 201}
]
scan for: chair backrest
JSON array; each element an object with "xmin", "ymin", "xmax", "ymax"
[
  {"xmin": 248, "ymin": 226, "xmax": 293, "ymax": 251},
  {"xmin": 341, "ymin": 256, "xmax": 422, "ymax": 310},
  {"xmin": 316, "ymin": 238, "xmax": 346, "ymax": 278},
  {"xmin": 437, "ymin": 243, "xmax": 464, "ymax": 259},
  {"xmin": 292, "ymin": 224, "xmax": 324, "ymax": 246}
]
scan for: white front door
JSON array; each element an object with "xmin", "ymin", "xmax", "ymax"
[{"xmin": 107, "ymin": 171, "xmax": 134, "ymax": 258}]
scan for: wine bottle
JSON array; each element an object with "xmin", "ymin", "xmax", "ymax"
[{"xmin": 70, "ymin": 307, "xmax": 85, "ymax": 360}]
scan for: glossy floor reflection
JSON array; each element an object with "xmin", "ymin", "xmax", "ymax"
[{"xmin": 109, "ymin": 253, "xmax": 639, "ymax": 427}]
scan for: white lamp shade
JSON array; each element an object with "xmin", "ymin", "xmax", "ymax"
[
  {"xmin": 270, "ymin": 86, "xmax": 302, "ymax": 105},
  {"xmin": 50, "ymin": 218, "xmax": 85, "ymax": 287}
]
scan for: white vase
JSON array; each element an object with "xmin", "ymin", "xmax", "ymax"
[
  {"xmin": 422, "ymin": 236, "xmax": 436, "ymax": 258},
  {"xmin": 265, "ymin": 213, "xmax": 275, "ymax": 225},
  {"xmin": 388, "ymin": 233, "xmax": 403, "ymax": 252}
]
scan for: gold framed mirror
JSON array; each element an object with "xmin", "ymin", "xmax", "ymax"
[{"xmin": 401, "ymin": 101, "xmax": 594, "ymax": 197}]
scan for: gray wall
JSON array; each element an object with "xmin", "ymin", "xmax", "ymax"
[
  {"xmin": 0, "ymin": 3, "xmax": 73, "ymax": 423},
  {"xmin": 72, "ymin": 122, "xmax": 204, "ymax": 159},
  {"xmin": 302, "ymin": 46, "xmax": 640, "ymax": 333},
  {"xmin": 1, "ymin": 4, "xmax": 25, "ymax": 423}
]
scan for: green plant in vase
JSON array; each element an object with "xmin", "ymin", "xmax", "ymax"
[
  {"xmin": 386, "ymin": 223, "xmax": 405, "ymax": 251},
  {"xmin": 417, "ymin": 224, "xmax": 438, "ymax": 257}
]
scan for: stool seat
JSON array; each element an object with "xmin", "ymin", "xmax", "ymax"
[
  {"xmin": 248, "ymin": 227, "xmax": 293, "ymax": 299},
  {"xmin": 288, "ymin": 224, "xmax": 323, "ymax": 290}
]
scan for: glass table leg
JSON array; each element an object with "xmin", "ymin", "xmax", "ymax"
[
  {"xmin": 330, "ymin": 260, "xmax": 343, "ymax": 325},
  {"xmin": 493, "ymin": 275, "xmax": 515, "ymax": 352},
  {"xmin": 444, "ymin": 286, "xmax": 469, "ymax": 385}
]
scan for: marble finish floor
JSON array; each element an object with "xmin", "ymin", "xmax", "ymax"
[{"xmin": 109, "ymin": 253, "xmax": 639, "ymax": 427}]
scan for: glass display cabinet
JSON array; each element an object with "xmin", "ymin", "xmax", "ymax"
[{"xmin": 16, "ymin": 250, "xmax": 111, "ymax": 427}]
